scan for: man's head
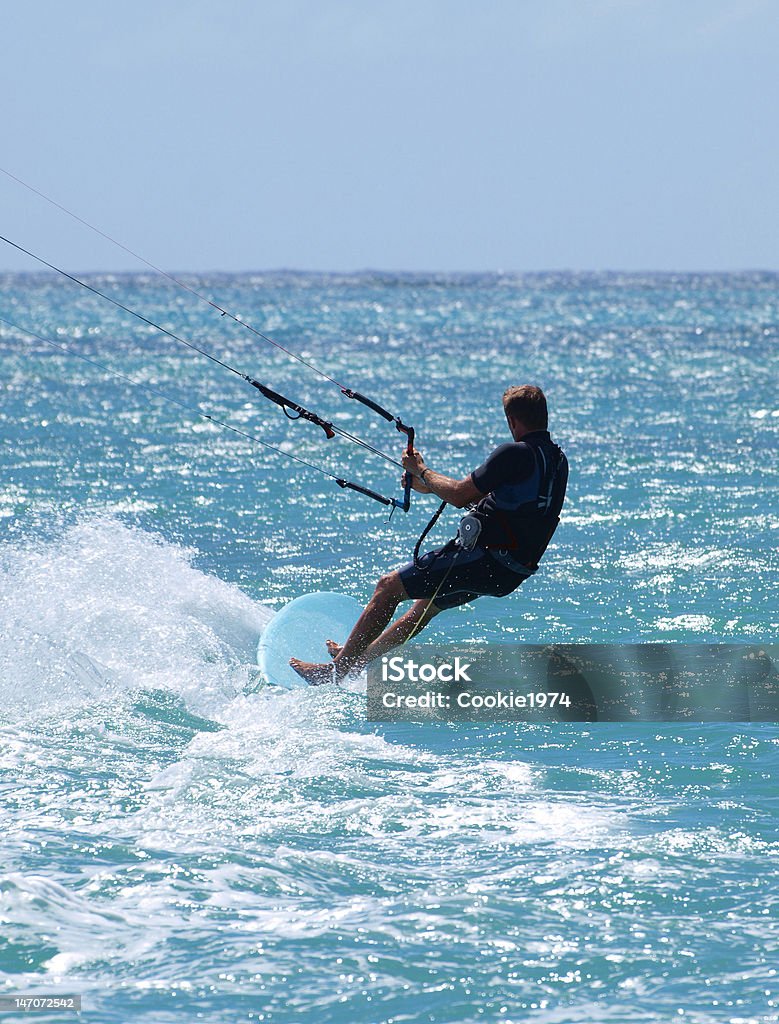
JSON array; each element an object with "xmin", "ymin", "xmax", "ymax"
[{"xmin": 503, "ymin": 384, "xmax": 548, "ymax": 439}]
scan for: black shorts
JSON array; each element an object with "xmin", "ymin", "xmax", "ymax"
[{"xmin": 398, "ymin": 540, "xmax": 528, "ymax": 611}]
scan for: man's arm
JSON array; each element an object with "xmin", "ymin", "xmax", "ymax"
[
  {"xmin": 401, "ymin": 449, "xmax": 482, "ymax": 508},
  {"xmin": 418, "ymin": 467, "xmax": 482, "ymax": 508}
]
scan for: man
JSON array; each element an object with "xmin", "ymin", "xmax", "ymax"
[{"xmin": 290, "ymin": 384, "xmax": 568, "ymax": 685}]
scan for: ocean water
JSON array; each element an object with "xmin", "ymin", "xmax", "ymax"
[{"xmin": 0, "ymin": 270, "xmax": 777, "ymax": 1023}]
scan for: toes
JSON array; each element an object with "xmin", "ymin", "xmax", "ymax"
[{"xmin": 325, "ymin": 639, "xmax": 342, "ymax": 660}]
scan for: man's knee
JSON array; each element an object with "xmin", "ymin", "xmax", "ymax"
[{"xmin": 373, "ymin": 571, "xmax": 406, "ymax": 602}]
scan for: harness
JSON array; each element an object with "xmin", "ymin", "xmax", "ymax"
[
  {"xmin": 483, "ymin": 439, "xmax": 566, "ymax": 573},
  {"xmin": 414, "ymin": 437, "xmax": 566, "ymax": 574}
]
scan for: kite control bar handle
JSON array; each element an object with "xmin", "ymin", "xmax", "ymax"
[
  {"xmin": 341, "ymin": 389, "xmax": 415, "ymax": 512},
  {"xmin": 399, "ymin": 422, "xmax": 415, "ymax": 513},
  {"xmin": 336, "ymin": 479, "xmax": 399, "ymax": 508},
  {"xmin": 248, "ymin": 378, "xmax": 336, "ymax": 439},
  {"xmin": 341, "ymin": 389, "xmax": 395, "ymax": 422}
]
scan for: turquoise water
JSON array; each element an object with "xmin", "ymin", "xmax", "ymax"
[{"xmin": 0, "ymin": 271, "xmax": 777, "ymax": 1022}]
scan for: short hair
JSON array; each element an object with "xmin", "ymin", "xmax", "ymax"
[{"xmin": 502, "ymin": 384, "xmax": 548, "ymax": 430}]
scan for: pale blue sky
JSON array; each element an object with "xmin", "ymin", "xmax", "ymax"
[{"xmin": 2, "ymin": 0, "xmax": 777, "ymax": 272}]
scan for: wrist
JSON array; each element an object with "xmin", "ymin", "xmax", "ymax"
[{"xmin": 420, "ymin": 467, "xmax": 431, "ymax": 483}]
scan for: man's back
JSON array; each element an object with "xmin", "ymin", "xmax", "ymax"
[{"xmin": 470, "ymin": 430, "xmax": 568, "ymax": 566}]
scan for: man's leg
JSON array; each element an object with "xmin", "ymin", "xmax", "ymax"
[
  {"xmin": 333, "ymin": 571, "xmax": 408, "ymax": 674},
  {"xmin": 353, "ymin": 598, "xmax": 441, "ymax": 665},
  {"xmin": 290, "ymin": 571, "xmax": 408, "ymax": 683}
]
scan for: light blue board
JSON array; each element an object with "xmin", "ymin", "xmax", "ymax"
[{"xmin": 257, "ymin": 591, "xmax": 363, "ymax": 689}]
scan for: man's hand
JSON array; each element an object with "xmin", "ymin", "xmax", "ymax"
[
  {"xmin": 403, "ymin": 473, "xmax": 432, "ymax": 494},
  {"xmin": 401, "ymin": 445, "xmax": 483, "ymax": 508},
  {"xmin": 402, "ymin": 447, "xmax": 427, "ymax": 479}
]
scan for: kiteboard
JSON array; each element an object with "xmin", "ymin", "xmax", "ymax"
[{"xmin": 257, "ymin": 591, "xmax": 362, "ymax": 689}]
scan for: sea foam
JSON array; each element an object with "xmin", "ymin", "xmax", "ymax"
[{"xmin": 0, "ymin": 516, "xmax": 271, "ymax": 721}]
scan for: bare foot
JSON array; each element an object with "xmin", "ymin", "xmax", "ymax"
[
  {"xmin": 289, "ymin": 658, "xmax": 336, "ymax": 686},
  {"xmin": 325, "ymin": 639, "xmax": 343, "ymax": 660}
]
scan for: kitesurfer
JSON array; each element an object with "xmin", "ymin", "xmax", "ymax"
[{"xmin": 290, "ymin": 384, "xmax": 569, "ymax": 685}]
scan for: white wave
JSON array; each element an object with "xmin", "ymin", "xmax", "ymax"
[{"xmin": 0, "ymin": 516, "xmax": 271, "ymax": 720}]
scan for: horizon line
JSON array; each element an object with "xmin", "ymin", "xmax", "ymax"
[{"xmin": 2, "ymin": 265, "xmax": 778, "ymax": 278}]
